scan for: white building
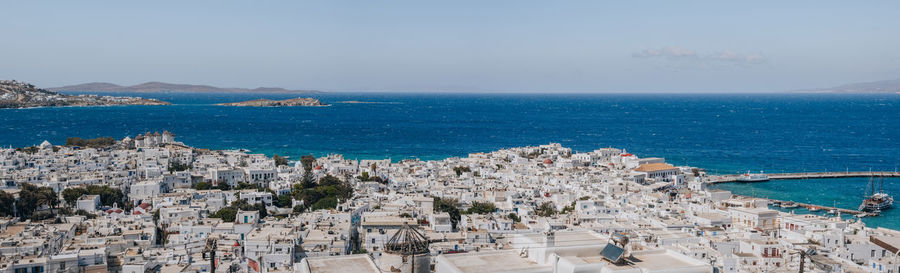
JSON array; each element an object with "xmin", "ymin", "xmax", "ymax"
[{"xmin": 76, "ymin": 195, "xmax": 101, "ymax": 211}]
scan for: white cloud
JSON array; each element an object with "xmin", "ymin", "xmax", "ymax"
[
  {"xmin": 634, "ymin": 47, "xmax": 766, "ymax": 65},
  {"xmin": 632, "ymin": 46, "xmax": 698, "ymax": 59}
]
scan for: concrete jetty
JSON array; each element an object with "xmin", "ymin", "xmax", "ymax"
[
  {"xmin": 731, "ymin": 194, "xmax": 867, "ymax": 215},
  {"xmin": 706, "ymin": 171, "xmax": 900, "ymax": 184}
]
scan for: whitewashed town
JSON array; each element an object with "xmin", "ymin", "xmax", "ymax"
[{"xmin": 1, "ymin": 132, "xmax": 899, "ymax": 273}]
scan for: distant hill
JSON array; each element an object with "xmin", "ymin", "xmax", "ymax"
[
  {"xmin": 794, "ymin": 78, "xmax": 900, "ymax": 94},
  {"xmin": 50, "ymin": 82, "xmax": 322, "ymax": 94},
  {"xmin": 1, "ymin": 80, "xmax": 170, "ymax": 108}
]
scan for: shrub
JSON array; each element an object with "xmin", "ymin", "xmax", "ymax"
[{"xmin": 65, "ymin": 137, "xmax": 116, "ymax": 148}]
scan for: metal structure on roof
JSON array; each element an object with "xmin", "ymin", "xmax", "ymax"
[
  {"xmin": 601, "ymin": 232, "xmax": 631, "ymax": 264},
  {"xmin": 600, "ymin": 244, "xmax": 626, "ymax": 264},
  {"xmin": 384, "ymin": 223, "xmax": 430, "ymax": 255}
]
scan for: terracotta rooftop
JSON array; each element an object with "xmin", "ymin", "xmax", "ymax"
[{"xmin": 634, "ymin": 163, "xmax": 677, "ymax": 172}]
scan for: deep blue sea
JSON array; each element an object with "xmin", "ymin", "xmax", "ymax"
[{"xmin": 1, "ymin": 92, "xmax": 898, "ymax": 228}]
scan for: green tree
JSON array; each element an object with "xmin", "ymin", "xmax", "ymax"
[
  {"xmin": 292, "ymin": 205, "xmax": 306, "ymax": 215},
  {"xmin": 300, "ymin": 155, "xmax": 316, "ymax": 187},
  {"xmin": 61, "ymin": 185, "xmax": 126, "ymax": 208},
  {"xmin": 273, "ymin": 154, "xmax": 289, "ymax": 166},
  {"xmin": 358, "ymin": 172, "xmax": 370, "ymax": 181},
  {"xmin": 434, "ymin": 197, "xmax": 461, "ymax": 230},
  {"xmin": 290, "ymin": 175, "xmax": 353, "ymax": 212},
  {"xmin": 84, "ymin": 185, "xmax": 124, "ymax": 207},
  {"xmin": 15, "ymin": 146, "xmax": 40, "ymax": 154},
  {"xmin": 301, "ymin": 155, "xmax": 316, "ymax": 171},
  {"xmin": 310, "ymin": 197, "xmax": 337, "ymax": 211},
  {"xmin": 62, "ymin": 187, "xmax": 87, "ymax": 206},
  {"xmin": 255, "ymin": 203, "xmax": 268, "ymax": 219},
  {"xmin": 274, "ymin": 194, "xmax": 293, "ymax": 208},
  {"xmin": 215, "ymin": 183, "xmax": 232, "ymax": 191},
  {"xmin": 0, "ymin": 191, "xmax": 16, "ymax": 217},
  {"xmin": 453, "ymin": 166, "xmax": 471, "ymax": 176},
  {"xmin": 466, "ymin": 201, "xmax": 496, "ymax": 215},
  {"xmin": 38, "ymin": 186, "xmax": 59, "ymax": 209},
  {"xmin": 168, "ymin": 160, "xmax": 190, "ymax": 173},
  {"xmin": 193, "ymin": 182, "xmax": 211, "ymax": 190},
  {"xmin": 507, "ymin": 213, "xmax": 521, "ymax": 223},
  {"xmin": 65, "ymin": 137, "xmax": 116, "ymax": 148},
  {"xmin": 16, "ymin": 183, "xmax": 59, "ymax": 220},
  {"xmin": 209, "ymin": 207, "xmax": 238, "ymax": 222},
  {"xmin": 535, "ymin": 202, "xmax": 557, "ymax": 217}
]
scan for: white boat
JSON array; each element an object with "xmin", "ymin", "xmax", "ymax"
[
  {"xmin": 781, "ymin": 202, "xmax": 799, "ymax": 208},
  {"xmin": 737, "ymin": 171, "xmax": 769, "ymax": 182},
  {"xmin": 808, "ymin": 206, "xmax": 821, "ymax": 212},
  {"xmin": 859, "ymin": 175, "xmax": 893, "ymax": 213}
]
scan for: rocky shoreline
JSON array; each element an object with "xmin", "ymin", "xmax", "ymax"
[
  {"xmin": 1, "ymin": 80, "xmax": 170, "ymax": 109},
  {"xmin": 216, "ymin": 97, "xmax": 328, "ymax": 107}
]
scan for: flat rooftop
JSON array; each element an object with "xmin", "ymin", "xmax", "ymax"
[
  {"xmin": 561, "ymin": 249, "xmax": 711, "ymax": 272},
  {"xmin": 516, "ymin": 230, "xmax": 608, "ymax": 247},
  {"xmin": 304, "ymin": 254, "xmax": 379, "ymax": 273},
  {"xmin": 627, "ymin": 251, "xmax": 708, "ymax": 271},
  {"xmin": 437, "ymin": 250, "xmax": 551, "ymax": 273}
]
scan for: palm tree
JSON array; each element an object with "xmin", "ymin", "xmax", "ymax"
[{"xmin": 39, "ymin": 187, "xmax": 60, "ymax": 209}]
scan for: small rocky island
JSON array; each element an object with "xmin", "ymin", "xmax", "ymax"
[
  {"xmin": 216, "ymin": 97, "xmax": 328, "ymax": 107},
  {"xmin": 0, "ymin": 80, "xmax": 170, "ymax": 109}
]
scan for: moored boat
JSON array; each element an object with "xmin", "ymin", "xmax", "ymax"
[
  {"xmin": 737, "ymin": 171, "xmax": 769, "ymax": 182},
  {"xmin": 859, "ymin": 174, "xmax": 893, "ymax": 212}
]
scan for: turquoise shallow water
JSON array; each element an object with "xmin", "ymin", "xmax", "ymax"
[
  {"xmin": 1, "ymin": 92, "xmax": 898, "ymax": 228},
  {"xmin": 709, "ymin": 177, "xmax": 899, "ymax": 229}
]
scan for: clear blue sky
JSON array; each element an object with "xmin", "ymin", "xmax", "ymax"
[{"xmin": 3, "ymin": 1, "xmax": 899, "ymax": 92}]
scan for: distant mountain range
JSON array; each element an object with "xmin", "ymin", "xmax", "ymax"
[
  {"xmin": 1, "ymin": 80, "xmax": 169, "ymax": 108},
  {"xmin": 49, "ymin": 82, "xmax": 321, "ymax": 94},
  {"xmin": 794, "ymin": 78, "xmax": 900, "ymax": 94}
]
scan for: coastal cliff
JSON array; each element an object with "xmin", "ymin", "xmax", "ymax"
[
  {"xmin": 0, "ymin": 80, "xmax": 170, "ymax": 109},
  {"xmin": 216, "ymin": 97, "xmax": 328, "ymax": 107}
]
